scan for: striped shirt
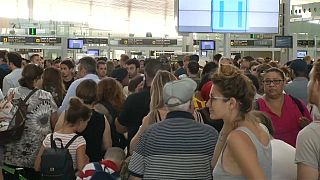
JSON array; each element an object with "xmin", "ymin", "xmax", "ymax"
[
  {"xmin": 43, "ymin": 132, "xmax": 86, "ymax": 168},
  {"xmin": 129, "ymin": 111, "xmax": 218, "ymax": 179}
]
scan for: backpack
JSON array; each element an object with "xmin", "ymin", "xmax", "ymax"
[
  {"xmin": 40, "ymin": 133, "xmax": 79, "ymax": 180},
  {"xmin": 255, "ymin": 95, "xmax": 305, "ymax": 115},
  {"xmin": 90, "ymin": 162, "xmax": 118, "ymax": 180},
  {"xmin": 0, "ymin": 88, "xmax": 38, "ymax": 145}
]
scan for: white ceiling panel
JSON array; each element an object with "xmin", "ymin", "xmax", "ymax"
[{"xmin": 61, "ymin": 0, "xmax": 174, "ymax": 17}]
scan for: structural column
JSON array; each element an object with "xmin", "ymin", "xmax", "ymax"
[
  {"xmin": 280, "ymin": 0, "xmax": 292, "ymax": 64},
  {"xmin": 223, "ymin": 33, "xmax": 231, "ymax": 58},
  {"xmin": 182, "ymin": 33, "xmax": 194, "ymax": 52}
]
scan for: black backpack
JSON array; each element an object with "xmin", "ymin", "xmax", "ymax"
[
  {"xmin": 90, "ymin": 162, "xmax": 118, "ymax": 180},
  {"xmin": 40, "ymin": 133, "xmax": 79, "ymax": 180}
]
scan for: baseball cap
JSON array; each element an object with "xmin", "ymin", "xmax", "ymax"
[
  {"xmin": 289, "ymin": 59, "xmax": 307, "ymax": 73},
  {"xmin": 163, "ymin": 78, "xmax": 197, "ymax": 107}
]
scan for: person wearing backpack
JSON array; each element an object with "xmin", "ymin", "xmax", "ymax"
[
  {"xmin": 3, "ymin": 64, "xmax": 58, "ymax": 180},
  {"xmin": 34, "ymin": 97, "xmax": 91, "ymax": 179},
  {"xmin": 255, "ymin": 67, "xmax": 312, "ymax": 147}
]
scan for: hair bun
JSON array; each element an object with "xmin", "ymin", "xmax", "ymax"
[
  {"xmin": 69, "ymin": 97, "xmax": 83, "ymax": 109},
  {"xmin": 218, "ymin": 64, "xmax": 241, "ymax": 78}
]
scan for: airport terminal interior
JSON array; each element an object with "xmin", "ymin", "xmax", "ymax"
[{"xmin": 0, "ymin": 0, "xmax": 320, "ymax": 179}]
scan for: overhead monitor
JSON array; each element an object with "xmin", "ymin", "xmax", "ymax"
[
  {"xmin": 178, "ymin": 0, "xmax": 279, "ymax": 33},
  {"xmin": 297, "ymin": 50, "xmax": 307, "ymax": 58},
  {"xmin": 87, "ymin": 49, "xmax": 99, "ymax": 56},
  {"xmin": 201, "ymin": 40, "xmax": 216, "ymax": 50},
  {"xmin": 68, "ymin": 39, "xmax": 84, "ymax": 49},
  {"xmin": 274, "ymin": 36, "xmax": 293, "ymax": 48}
]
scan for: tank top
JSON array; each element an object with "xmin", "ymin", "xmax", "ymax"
[
  {"xmin": 212, "ymin": 126, "xmax": 272, "ymax": 180},
  {"xmin": 79, "ymin": 110, "xmax": 105, "ymax": 162}
]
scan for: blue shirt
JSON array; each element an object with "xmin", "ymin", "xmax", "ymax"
[
  {"xmin": 58, "ymin": 74, "xmax": 99, "ymax": 113},
  {"xmin": 0, "ymin": 64, "xmax": 9, "ymax": 73}
]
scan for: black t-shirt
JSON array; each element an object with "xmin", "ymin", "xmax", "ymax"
[
  {"xmin": 0, "ymin": 68, "xmax": 10, "ymax": 90},
  {"xmin": 63, "ymin": 78, "xmax": 74, "ymax": 91},
  {"xmin": 118, "ymin": 87, "xmax": 150, "ymax": 143},
  {"xmin": 79, "ymin": 110, "xmax": 105, "ymax": 162}
]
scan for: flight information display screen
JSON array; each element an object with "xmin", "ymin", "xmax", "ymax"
[{"xmin": 178, "ymin": 0, "xmax": 279, "ymax": 33}]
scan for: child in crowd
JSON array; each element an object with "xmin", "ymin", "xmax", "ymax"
[
  {"xmin": 77, "ymin": 147, "xmax": 126, "ymax": 180},
  {"xmin": 34, "ymin": 97, "xmax": 91, "ymax": 172}
]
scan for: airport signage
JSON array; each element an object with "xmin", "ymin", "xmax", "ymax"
[
  {"xmin": 119, "ymin": 38, "xmax": 177, "ymax": 45},
  {"xmin": 297, "ymin": 40, "xmax": 315, "ymax": 47},
  {"xmin": 0, "ymin": 36, "xmax": 62, "ymax": 44},
  {"xmin": 230, "ymin": 40, "xmax": 272, "ymax": 46},
  {"xmin": 82, "ymin": 38, "xmax": 108, "ymax": 44}
]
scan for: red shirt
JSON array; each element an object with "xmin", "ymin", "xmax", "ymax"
[
  {"xmin": 257, "ymin": 94, "xmax": 312, "ymax": 147},
  {"xmin": 78, "ymin": 160, "xmax": 120, "ymax": 179}
]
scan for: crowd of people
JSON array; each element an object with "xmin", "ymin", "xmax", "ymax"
[{"xmin": 0, "ymin": 49, "xmax": 319, "ymax": 179}]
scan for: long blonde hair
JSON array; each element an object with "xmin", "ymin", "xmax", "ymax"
[{"xmin": 149, "ymin": 70, "xmax": 176, "ymax": 120}]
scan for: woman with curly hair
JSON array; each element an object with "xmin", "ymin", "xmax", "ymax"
[
  {"xmin": 209, "ymin": 64, "xmax": 272, "ymax": 179},
  {"xmin": 95, "ymin": 77, "xmax": 127, "ymax": 149}
]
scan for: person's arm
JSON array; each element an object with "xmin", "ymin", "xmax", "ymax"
[
  {"xmin": 54, "ymin": 111, "xmax": 65, "ymax": 131},
  {"xmin": 299, "ymin": 100, "xmax": 313, "ymax": 129},
  {"xmin": 211, "ymin": 125, "xmax": 232, "ymax": 168},
  {"xmin": 102, "ymin": 116, "xmax": 112, "ymax": 151},
  {"xmin": 58, "ymin": 81, "xmax": 77, "ymax": 114},
  {"xmin": 2, "ymin": 77, "xmax": 9, "ymax": 97},
  {"xmin": 50, "ymin": 111, "xmax": 58, "ymax": 130},
  {"xmin": 296, "ymin": 128, "xmax": 319, "ymax": 180},
  {"xmin": 130, "ymin": 114, "xmax": 150, "ymax": 154},
  {"xmin": 228, "ymin": 130, "xmax": 266, "ymax": 180},
  {"xmin": 297, "ymin": 163, "xmax": 318, "ymax": 180},
  {"xmin": 34, "ymin": 145, "xmax": 45, "ymax": 171},
  {"xmin": 115, "ymin": 118, "xmax": 127, "ymax": 134},
  {"xmin": 76, "ymin": 144, "xmax": 89, "ymax": 171},
  {"xmin": 129, "ymin": 175, "xmax": 142, "ymax": 180}
]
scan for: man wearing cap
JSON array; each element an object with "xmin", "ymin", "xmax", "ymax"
[
  {"xmin": 128, "ymin": 78, "xmax": 218, "ymax": 179},
  {"xmin": 285, "ymin": 59, "xmax": 309, "ymax": 104}
]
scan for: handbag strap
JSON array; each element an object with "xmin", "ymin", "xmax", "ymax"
[
  {"xmin": 65, "ymin": 134, "xmax": 80, "ymax": 149},
  {"xmin": 23, "ymin": 89, "xmax": 38, "ymax": 103},
  {"xmin": 50, "ymin": 133, "xmax": 57, "ymax": 149},
  {"xmin": 93, "ymin": 162, "xmax": 103, "ymax": 172}
]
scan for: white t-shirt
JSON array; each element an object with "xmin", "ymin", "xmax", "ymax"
[
  {"xmin": 43, "ymin": 132, "xmax": 86, "ymax": 169},
  {"xmin": 271, "ymin": 139, "xmax": 297, "ymax": 180}
]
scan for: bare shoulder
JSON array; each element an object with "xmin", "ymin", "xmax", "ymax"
[
  {"xmin": 227, "ymin": 130, "xmax": 255, "ymax": 149},
  {"xmin": 142, "ymin": 113, "xmax": 151, "ymax": 124}
]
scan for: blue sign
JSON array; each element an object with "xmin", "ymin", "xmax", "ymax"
[{"xmin": 211, "ymin": 0, "xmax": 248, "ymax": 32}]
